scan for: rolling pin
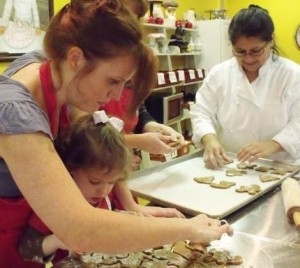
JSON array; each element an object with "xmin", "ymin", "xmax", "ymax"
[{"xmin": 281, "ymin": 177, "xmax": 300, "ymax": 228}]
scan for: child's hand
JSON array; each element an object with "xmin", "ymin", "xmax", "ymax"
[
  {"xmin": 114, "ymin": 209, "xmax": 144, "ymax": 217},
  {"xmin": 50, "ymin": 234, "xmax": 69, "ymax": 250},
  {"xmin": 136, "ymin": 206, "xmax": 186, "ymax": 218}
]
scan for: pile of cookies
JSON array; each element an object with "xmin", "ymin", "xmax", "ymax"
[
  {"xmin": 78, "ymin": 241, "xmax": 243, "ymax": 268},
  {"xmin": 194, "ymin": 162, "xmax": 291, "ymax": 195}
]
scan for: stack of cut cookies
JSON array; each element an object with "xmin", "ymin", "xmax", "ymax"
[{"xmin": 69, "ymin": 241, "xmax": 244, "ymax": 268}]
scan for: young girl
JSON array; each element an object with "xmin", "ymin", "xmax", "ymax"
[{"xmin": 18, "ymin": 111, "xmax": 185, "ymax": 265}]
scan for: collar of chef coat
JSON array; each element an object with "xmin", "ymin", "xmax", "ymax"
[{"xmin": 235, "ymin": 54, "xmax": 273, "ymax": 107}]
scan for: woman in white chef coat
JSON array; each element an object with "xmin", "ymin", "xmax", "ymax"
[{"xmin": 190, "ymin": 5, "xmax": 300, "ymax": 169}]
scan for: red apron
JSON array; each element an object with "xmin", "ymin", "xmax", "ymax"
[
  {"xmin": 0, "ymin": 61, "xmax": 70, "ymax": 267},
  {"xmin": 101, "ymin": 88, "xmax": 138, "ymax": 134}
]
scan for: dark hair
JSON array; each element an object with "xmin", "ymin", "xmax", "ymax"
[
  {"xmin": 44, "ymin": 0, "xmax": 158, "ymax": 117},
  {"xmin": 229, "ymin": 5, "xmax": 274, "ymax": 45},
  {"xmin": 56, "ymin": 114, "xmax": 131, "ymax": 177}
]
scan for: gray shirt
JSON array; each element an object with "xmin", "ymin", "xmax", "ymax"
[{"xmin": 0, "ymin": 51, "xmax": 52, "ymax": 196}]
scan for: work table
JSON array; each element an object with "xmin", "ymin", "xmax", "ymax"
[
  {"xmin": 228, "ymin": 185, "xmax": 300, "ymax": 245},
  {"xmin": 130, "ymin": 152, "xmax": 300, "ymax": 267},
  {"xmin": 225, "ymin": 185, "xmax": 300, "ymax": 267},
  {"xmin": 54, "ymin": 153, "xmax": 300, "ymax": 267}
]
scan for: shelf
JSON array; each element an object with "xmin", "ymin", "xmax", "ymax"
[
  {"xmin": 152, "ymin": 80, "xmax": 202, "ymax": 91},
  {"xmin": 167, "ymin": 108, "xmax": 191, "ymax": 126},
  {"xmin": 170, "ymin": 52, "xmax": 201, "ymax": 56},
  {"xmin": 143, "ymin": 23, "xmax": 198, "ymax": 32},
  {"xmin": 143, "ymin": 23, "xmax": 175, "ymax": 30},
  {"xmin": 155, "ymin": 52, "xmax": 201, "ymax": 57},
  {"xmin": 153, "ymin": 82, "xmax": 183, "ymax": 91},
  {"xmin": 180, "ymin": 80, "xmax": 203, "ymax": 86},
  {"xmin": 155, "ymin": 53, "xmax": 172, "ymax": 56}
]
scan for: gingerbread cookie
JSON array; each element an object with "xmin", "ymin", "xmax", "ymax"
[
  {"xmin": 194, "ymin": 176, "xmax": 215, "ymax": 184},
  {"xmin": 205, "ymin": 248, "xmax": 229, "ymax": 265},
  {"xmin": 236, "ymin": 162, "xmax": 257, "ymax": 169},
  {"xmin": 172, "ymin": 241, "xmax": 196, "ymax": 261},
  {"xmin": 210, "ymin": 180, "xmax": 236, "ymax": 189},
  {"xmin": 236, "ymin": 184, "xmax": 261, "ymax": 195},
  {"xmin": 227, "ymin": 255, "xmax": 244, "ymax": 265},
  {"xmin": 172, "ymin": 241, "xmax": 243, "ymax": 267},
  {"xmin": 255, "ymin": 166, "xmax": 270, "ymax": 172},
  {"xmin": 270, "ymin": 168, "xmax": 288, "ymax": 175},
  {"xmin": 226, "ymin": 168, "xmax": 247, "ymax": 177},
  {"xmin": 259, "ymin": 174, "xmax": 280, "ymax": 182},
  {"xmin": 79, "ymin": 241, "xmax": 244, "ymax": 267}
]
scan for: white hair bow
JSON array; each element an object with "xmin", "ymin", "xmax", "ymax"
[{"xmin": 93, "ymin": 111, "xmax": 124, "ymax": 132}]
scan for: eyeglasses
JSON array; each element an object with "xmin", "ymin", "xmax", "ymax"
[{"xmin": 232, "ymin": 42, "xmax": 269, "ymax": 58}]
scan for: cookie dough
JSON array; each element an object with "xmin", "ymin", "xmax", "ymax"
[
  {"xmin": 226, "ymin": 168, "xmax": 247, "ymax": 177},
  {"xmin": 270, "ymin": 168, "xmax": 288, "ymax": 175},
  {"xmin": 260, "ymin": 174, "xmax": 280, "ymax": 182},
  {"xmin": 194, "ymin": 176, "xmax": 215, "ymax": 184},
  {"xmin": 255, "ymin": 166, "xmax": 270, "ymax": 172},
  {"xmin": 236, "ymin": 162, "xmax": 257, "ymax": 169},
  {"xmin": 210, "ymin": 180, "xmax": 236, "ymax": 189},
  {"xmin": 236, "ymin": 184, "xmax": 261, "ymax": 195}
]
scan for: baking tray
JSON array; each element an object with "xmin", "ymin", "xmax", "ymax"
[{"xmin": 128, "ymin": 151, "xmax": 300, "ymax": 218}]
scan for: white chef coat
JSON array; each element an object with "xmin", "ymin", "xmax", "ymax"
[{"xmin": 190, "ymin": 54, "xmax": 300, "ymax": 165}]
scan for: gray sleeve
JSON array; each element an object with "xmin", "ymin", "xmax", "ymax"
[
  {"xmin": 0, "ymin": 100, "xmax": 52, "ymax": 138},
  {"xmin": 2, "ymin": 50, "xmax": 47, "ymax": 77}
]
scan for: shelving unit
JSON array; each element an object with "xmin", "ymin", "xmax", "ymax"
[
  {"xmin": 138, "ymin": 23, "xmax": 204, "ymax": 169},
  {"xmin": 139, "ymin": 20, "xmax": 232, "ymax": 169},
  {"xmin": 143, "ymin": 22, "xmax": 203, "ymax": 135}
]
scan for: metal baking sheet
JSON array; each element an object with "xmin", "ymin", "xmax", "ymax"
[{"xmin": 128, "ymin": 151, "xmax": 299, "ymax": 218}]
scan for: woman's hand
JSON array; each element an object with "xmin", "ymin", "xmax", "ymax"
[
  {"xmin": 143, "ymin": 122, "xmax": 185, "ymax": 148},
  {"xmin": 134, "ymin": 132, "xmax": 178, "ymax": 154},
  {"xmin": 237, "ymin": 140, "xmax": 283, "ymax": 163},
  {"xmin": 201, "ymin": 134, "xmax": 232, "ymax": 169},
  {"xmin": 188, "ymin": 214, "xmax": 233, "ymax": 245}
]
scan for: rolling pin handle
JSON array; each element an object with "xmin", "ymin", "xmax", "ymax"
[{"xmin": 293, "ymin": 212, "xmax": 300, "ymax": 229}]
